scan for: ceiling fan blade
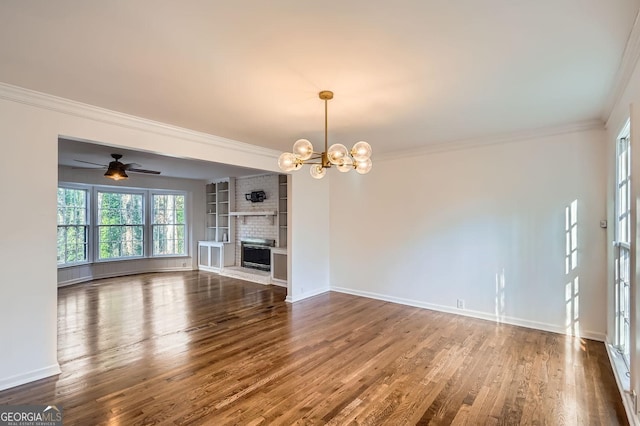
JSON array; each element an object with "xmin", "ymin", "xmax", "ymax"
[
  {"xmin": 71, "ymin": 166, "xmax": 104, "ymax": 170},
  {"xmin": 74, "ymin": 159, "xmax": 107, "ymax": 167},
  {"xmin": 127, "ymin": 168, "xmax": 161, "ymax": 175},
  {"xmin": 123, "ymin": 163, "xmax": 142, "ymax": 170}
]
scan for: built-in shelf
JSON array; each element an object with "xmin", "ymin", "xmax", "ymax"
[
  {"xmin": 205, "ymin": 179, "xmax": 236, "ymax": 244},
  {"xmin": 278, "ymin": 174, "xmax": 288, "ymax": 249}
]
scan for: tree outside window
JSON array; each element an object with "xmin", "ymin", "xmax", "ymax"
[
  {"xmin": 152, "ymin": 194, "xmax": 186, "ymax": 256},
  {"xmin": 97, "ymin": 191, "xmax": 144, "ymax": 260},
  {"xmin": 57, "ymin": 187, "xmax": 88, "ymax": 265}
]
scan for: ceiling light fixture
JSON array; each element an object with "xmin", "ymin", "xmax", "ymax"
[
  {"xmin": 104, "ymin": 154, "xmax": 128, "ymax": 181},
  {"xmin": 278, "ymin": 90, "xmax": 372, "ymax": 179}
]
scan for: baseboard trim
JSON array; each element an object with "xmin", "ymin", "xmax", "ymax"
[
  {"xmin": 58, "ymin": 266, "xmax": 194, "ymax": 287},
  {"xmin": 285, "ymin": 287, "xmax": 330, "ymax": 303},
  {"xmin": 0, "ymin": 364, "xmax": 61, "ymax": 392},
  {"xmin": 330, "ymin": 286, "xmax": 606, "ymax": 342}
]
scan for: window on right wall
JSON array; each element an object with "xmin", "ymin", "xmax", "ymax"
[{"xmin": 614, "ymin": 121, "xmax": 631, "ymax": 369}]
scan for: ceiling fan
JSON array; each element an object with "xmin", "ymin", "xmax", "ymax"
[{"xmin": 74, "ymin": 153, "xmax": 161, "ymax": 181}]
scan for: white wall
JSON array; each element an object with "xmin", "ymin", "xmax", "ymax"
[
  {"xmin": 330, "ymin": 128, "xmax": 608, "ymax": 339},
  {"xmin": 0, "ymin": 83, "xmax": 329, "ymax": 390},
  {"xmin": 0, "ymin": 99, "xmax": 60, "ymax": 390},
  {"xmin": 57, "ymin": 165, "xmax": 206, "ymax": 286},
  {"xmin": 287, "ymin": 171, "xmax": 331, "ymax": 302}
]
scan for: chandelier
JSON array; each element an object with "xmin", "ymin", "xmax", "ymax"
[{"xmin": 278, "ymin": 90, "xmax": 372, "ymax": 179}]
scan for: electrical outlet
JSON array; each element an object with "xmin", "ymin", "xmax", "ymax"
[
  {"xmin": 182, "ymin": 262, "xmax": 187, "ymax": 267},
  {"xmin": 457, "ymin": 299, "xmax": 465, "ymax": 309}
]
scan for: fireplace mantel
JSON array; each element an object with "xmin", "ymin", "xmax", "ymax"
[{"xmin": 230, "ymin": 210, "xmax": 277, "ymax": 224}]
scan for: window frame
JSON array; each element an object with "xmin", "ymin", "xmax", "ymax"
[
  {"xmin": 614, "ymin": 123, "xmax": 632, "ymax": 370},
  {"xmin": 57, "ymin": 183, "xmax": 91, "ymax": 267},
  {"xmin": 95, "ymin": 188, "xmax": 146, "ymax": 262},
  {"xmin": 150, "ymin": 191, "xmax": 188, "ymax": 257}
]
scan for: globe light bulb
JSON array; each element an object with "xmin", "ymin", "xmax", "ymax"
[
  {"xmin": 293, "ymin": 139, "xmax": 314, "ymax": 161},
  {"xmin": 336, "ymin": 156, "xmax": 353, "ymax": 173},
  {"xmin": 351, "ymin": 141, "xmax": 372, "ymax": 161},
  {"xmin": 310, "ymin": 164, "xmax": 326, "ymax": 179},
  {"xmin": 327, "ymin": 143, "xmax": 349, "ymax": 165},
  {"xmin": 355, "ymin": 158, "xmax": 372, "ymax": 175},
  {"xmin": 278, "ymin": 152, "xmax": 300, "ymax": 172}
]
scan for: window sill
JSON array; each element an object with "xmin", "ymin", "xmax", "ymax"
[
  {"xmin": 605, "ymin": 343, "xmax": 636, "ymax": 426},
  {"xmin": 607, "ymin": 343, "xmax": 630, "ymax": 392},
  {"xmin": 57, "ymin": 261, "xmax": 90, "ymax": 270}
]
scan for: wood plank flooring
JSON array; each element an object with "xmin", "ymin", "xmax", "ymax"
[{"xmin": 0, "ymin": 271, "xmax": 628, "ymax": 425}]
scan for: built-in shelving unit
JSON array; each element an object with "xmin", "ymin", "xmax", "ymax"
[
  {"xmin": 278, "ymin": 174, "xmax": 288, "ymax": 248},
  {"xmin": 200, "ymin": 178, "xmax": 236, "ymax": 272},
  {"xmin": 198, "ymin": 241, "xmax": 235, "ymax": 272},
  {"xmin": 205, "ymin": 183, "xmax": 217, "ymax": 241},
  {"xmin": 216, "ymin": 179, "xmax": 235, "ymax": 244},
  {"xmin": 204, "ymin": 179, "xmax": 236, "ymax": 243},
  {"xmin": 271, "ymin": 247, "xmax": 287, "ymax": 286}
]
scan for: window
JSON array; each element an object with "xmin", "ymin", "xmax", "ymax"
[
  {"xmin": 97, "ymin": 191, "xmax": 144, "ymax": 260},
  {"xmin": 615, "ymin": 130, "xmax": 631, "ymax": 368},
  {"xmin": 152, "ymin": 194, "xmax": 186, "ymax": 256},
  {"xmin": 58, "ymin": 184, "xmax": 188, "ymax": 265},
  {"xmin": 57, "ymin": 187, "xmax": 89, "ymax": 265}
]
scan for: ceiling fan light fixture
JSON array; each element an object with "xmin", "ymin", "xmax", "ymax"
[
  {"xmin": 74, "ymin": 153, "xmax": 159, "ymax": 179},
  {"xmin": 104, "ymin": 157, "xmax": 129, "ymax": 181},
  {"xmin": 104, "ymin": 166, "xmax": 128, "ymax": 181}
]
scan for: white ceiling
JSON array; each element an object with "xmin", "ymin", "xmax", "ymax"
[{"xmin": 1, "ymin": 1, "xmax": 639, "ymax": 162}]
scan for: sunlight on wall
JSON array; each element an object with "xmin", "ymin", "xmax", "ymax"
[
  {"xmin": 565, "ymin": 277, "xmax": 580, "ymax": 335},
  {"xmin": 494, "ymin": 268, "xmax": 506, "ymax": 322},
  {"xmin": 565, "ymin": 200, "xmax": 579, "ymax": 336}
]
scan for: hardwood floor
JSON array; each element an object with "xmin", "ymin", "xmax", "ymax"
[{"xmin": 0, "ymin": 271, "xmax": 627, "ymax": 425}]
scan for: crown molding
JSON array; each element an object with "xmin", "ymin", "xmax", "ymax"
[
  {"xmin": 0, "ymin": 82, "xmax": 280, "ymax": 159},
  {"xmin": 603, "ymin": 10, "xmax": 640, "ymax": 126},
  {"xmin": 376, "ymin": 119, "xmax": 604, "ymax": 162}
]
